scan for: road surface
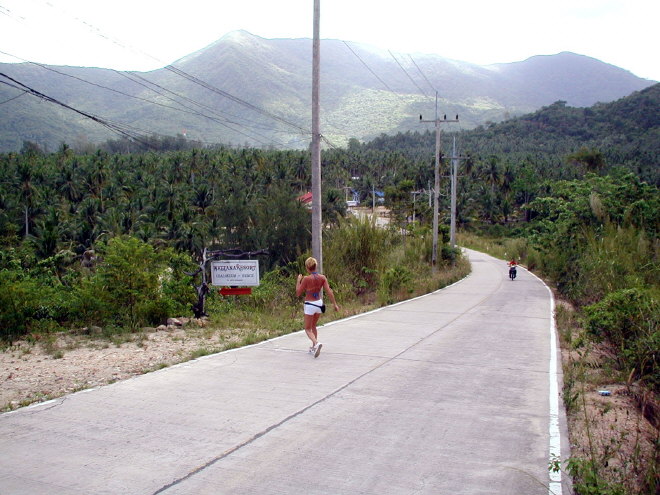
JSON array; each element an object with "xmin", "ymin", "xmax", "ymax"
[{"xmin": 0, "ymin": 249, "xmax": 569, "ymax": 494}]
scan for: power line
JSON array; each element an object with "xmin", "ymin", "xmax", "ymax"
[
  {"xmin": 0, "ymin": 71, "xmax": 155, "ymax": 148},
  {"xmin": 0, "ymin": 79, "xmax": 27, "ymax": 104},
  {"xmin": 30, "ymin": 0, "xmax": 161, "ymax": 69},
  {"xmin": 342, "ymin": 41, "xmax": 405, "ymax": 101},
  {"xmin": 0, "ymin": 50, "xmax": 287, "ymax": 147},
  {"xmin": 8, "ymin": 1, "xmax": 343, "ymax": 150},
  {"xmin": 409, "ymin": 54, "xmax": 437, "ymax": 95},
  {"xmin": 0, "ymin": 91, "xmax": 26, "ymax": 105},
  {"xmin": 164, "ymin": 65, "xmax": 310, "ymax": 135},
  {"xmin": 21, "ymin": 0, "xmax": 312, "ymax": 146},
  {"xmin": 389, "ymin": 50, "xmax": 428, "ymax": 97},
  {"xmin": 121, "ymin": 70, "xmax": 282, "ymax": 136},
  {"xmin": 120, "ymin": 71, "xmax": 286, "ymax": 147},
  {"xmin": 0, "ymin": 50, "xmax": 209, "ymax": 118}
]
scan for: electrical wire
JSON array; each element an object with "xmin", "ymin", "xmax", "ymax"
[
  {"xmin": 164, "ymin": 65, "xmax": 310, "ymax": 135},
  {"xmin": 0, "ymin": 83, "xmax": 27, "ymax": 104},
  {"xmin": 13, "ymin": 0, "xmax": 312, "ymax": 148},
  {"xmin": 5, "ymin": 1, "xmax": 347, "ymax": 150},
  {"xmin": 0, "ymin": 51, "xmax": 287, "ymax": 148},
  {"xmin": 409, "ymin": 54, "xmax": 437, "ymax": 95},
  {"xmin": 342, "ymin": 41, "xmax": 405, "ymax": 101},
  {"xmin": 0, "ymin": 92, "xmax": 26, "ymax": 104},
  {"xmin": 0, "ymin": 49, "xmax": 212, "ymax": 118},
  {"xmin": 0, "ymin": 71, "xmax": 156, "ymax": 148},
  {"xmin": 122, "ymin": 71, "xmax": 279, "ymax": 134},
  {"xmin": 389, "ymin": 50, "xmax": 428, "ymax": 97},
  {"xmin": 120, "ymin": 71, "xmax": 287, "ymax": 147}
]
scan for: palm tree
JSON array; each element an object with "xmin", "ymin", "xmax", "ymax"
[
  {"xmin": 192, "ymin": 184, "xmax": 214, "ymax": 214},
  {"xmin": 87, "ymin": 150, "xmax": 109, "ymax": 211},
  {"xmin": 57, "ymin": 162, "xmax": 83, "ymax": 204},
  {"xmin": 32, "ymin": 206, "xmax": 61, "ymax": 258},
  {"xmin": 16, "ymin": 160, "xmax": 41, "ymax": 238},
  {"xmin": 293, "ymin": 156, "xmax": 310, "ymax": 192},
  {"xmin": 483, "ymin": 156, "xmax": 501, "ymax": 193}
]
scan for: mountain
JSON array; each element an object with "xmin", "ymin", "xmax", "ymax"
[{"xmin": 0, "ymin": 30, "xmax": 655, "ymax": 152}]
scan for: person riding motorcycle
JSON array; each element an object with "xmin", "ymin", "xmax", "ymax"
[{"xmin": 507, "ymin": 259, "xmax": 518, "ymax": 280}]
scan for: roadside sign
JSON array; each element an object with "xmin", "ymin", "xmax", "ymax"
[
  {"xmin": 219, "ymin": 287, "xmax": 252, "ymax": 296},
  {"xmin": 211, "ymin": 260, "xmax": 260, "ymax": 287}
]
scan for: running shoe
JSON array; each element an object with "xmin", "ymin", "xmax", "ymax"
[{"xmin": 314, "ymin": 343, "xmax": 323, "ymax": 358}]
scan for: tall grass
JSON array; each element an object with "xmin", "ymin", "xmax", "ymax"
[
  {"xmin": 323, "ymin": 215, "xmax": 393, "ymax": 295},
  {"xmin": 208, "ymin": 216, "xmax": 470, "ymax": 337},
  {"xmin": 577, "ymin": 224, "xmax": 658, "ymax": 304}
]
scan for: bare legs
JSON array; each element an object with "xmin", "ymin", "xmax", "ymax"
[{"xmin": 304, "ymin": 313, "xmax": 321, "ymax": 347}]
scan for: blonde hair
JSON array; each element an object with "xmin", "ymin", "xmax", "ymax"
[{"xmin": 305, "ymin": 257, "xmax": 317, "ymax": 271}]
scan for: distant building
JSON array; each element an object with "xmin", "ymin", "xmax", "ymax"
[
  {"xmin": 346, "ymin": 188, "xmax": 360, "ymax": 207},
  {"xmin": 297, "ymin": 192, "xmax": 313, "ymax": 209}
]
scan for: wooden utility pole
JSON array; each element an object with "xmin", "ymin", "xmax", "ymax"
[
  {"xmin": 420, "ymin": 92, "xmax": 458, "ymax": 271},
  {"xmin": 450, "ymin": 137, "xmax": 457, "ymax": 248},
  {"xmin": 449, "ymin": 137, "xmax": 468, "ymax": 249},
  {"xmin": 311, "ymin": 0, "xmax": 322, "ymax": 271}
]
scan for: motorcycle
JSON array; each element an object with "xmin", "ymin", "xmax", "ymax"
[{"xmin": 508, "ymin": 265, "xmax": 517, "ymax": 280}]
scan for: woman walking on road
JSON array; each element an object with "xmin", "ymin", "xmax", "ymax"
[{"xmin": 296, "ymin": 257, "xmax": 339, "ymax": 357}]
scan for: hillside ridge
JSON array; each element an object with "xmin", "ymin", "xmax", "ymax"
[{"xmin": 0, "ymin": 30, "xmax": 655, "ymax": 151}]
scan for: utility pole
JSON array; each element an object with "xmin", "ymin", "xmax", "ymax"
[
  {"xmin": 420, "ymin": 92, "xmax": 458, "ymax": 272},
  {"xmin": 411, "ymin": 190, "xmax": 423, "ymax": 224},
  {"xmin": 311, "ymin": 0, "xmax": 322, "ymax": 271},
  {"xmin": 449, "ymin": 137, "xmax": 465, "ymax": 249}
]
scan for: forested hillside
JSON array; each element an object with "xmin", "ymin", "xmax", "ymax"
[
  {"xmin": 0, "ymin": 31, "xmax": 654, "ymax": 152},
  {"xmin": 364, "ymin": 83, "xmax": 660, "ymax": 184}
]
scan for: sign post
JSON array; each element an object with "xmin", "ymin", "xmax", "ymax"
[{"xmin": 188, "ymin": 248, "xmax": 266, "ymax": 318}]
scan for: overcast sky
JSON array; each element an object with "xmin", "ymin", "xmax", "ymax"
[{"xmin": 0, "ymin": 0, "xmax": 658, "ymax": 81}]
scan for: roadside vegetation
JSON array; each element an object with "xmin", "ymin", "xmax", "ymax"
[
  {"xmin": 459, "ymin": 171, "xmax": 658, "ymax": 494},
  {"xmin": 1, "ymin": 85, "xmax": 657, "ymax": 492}
]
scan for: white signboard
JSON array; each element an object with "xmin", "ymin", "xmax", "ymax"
[{"xmin": 211, "ymin": 260, "xmax": 260, "ymax": 287}]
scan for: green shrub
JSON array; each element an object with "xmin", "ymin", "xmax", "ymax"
[
  {"xmin": 575, "ymin": 224, "xmax": 657, "ymax": 304},
  {"xmin": 403, "ymin": 235, "xmax": 429, "ymax": 267},
  {"xmin": 69, "ymin": 276, "xmax": 109, "ymax": 327},
  {"xmin": 583, "ymin": 288, "xmax": 659, "ymax": 390},
  {"xmin": 157, "ymin": 248, "xmax": 197, "ymax": 315},
  {"xmin": 74, "ymin": 236, "xmax": 196, "ymax": 330},
  {"xmin": 0, "ymin": 256, "xmax": 75, "ymax": 342},
  {"xmin": 247, "ymin": 265, "xmax": 299, "ymax": 311},
  {"xmin": 567, "ymin": 457, "xmax": 626, "ymax": 495},
  {"xmin": 0, "ymin": 270, "xmax": 32, "ymax": 342},
  {"xmin": 384, "ymin": 265, "xmax": 411, "ymax": 291},
  {"xmin": 441, "ymin": 245, "xmax": 460, "ymax": 262},
  {"xmin": 324, "ymin": 216, "xmax": 393, "ymax": 294}
]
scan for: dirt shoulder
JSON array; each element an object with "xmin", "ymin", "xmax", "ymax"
[
  {"xmin": 1, "ymin": 319, "xmax": 258, "ymax": 411},
  {"xmin": 557, "ymin": 299, "xmax": 659, "ymax": 493}
]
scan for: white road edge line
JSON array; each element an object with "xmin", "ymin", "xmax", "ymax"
[{"xmin": 521, "ymin": 266, "xmax": 563, "ymax": 495}]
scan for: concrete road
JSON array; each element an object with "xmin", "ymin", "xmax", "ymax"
[{"xmin": 0, "ymin": 249, "xmax": 569, "ymax": 494}]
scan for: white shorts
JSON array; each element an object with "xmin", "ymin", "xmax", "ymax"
[{"xmin": 304, "ymin": 300, "xmax": 324, "ymax": 315}]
